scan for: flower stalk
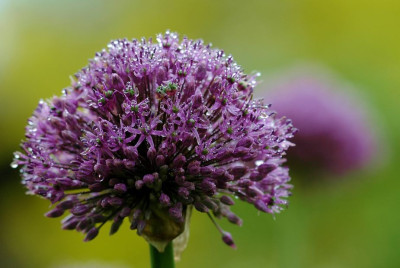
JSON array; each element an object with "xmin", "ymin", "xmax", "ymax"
[{"xmin": 150, "ymin": 242, "xmax": 175, "ymax": 268}]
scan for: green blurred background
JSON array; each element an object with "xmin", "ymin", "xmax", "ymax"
[{"xmin": 1, "ymin": 0, "xmax": 399, "ymax": 267}]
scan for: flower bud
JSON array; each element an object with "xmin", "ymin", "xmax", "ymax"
[
  {"xmin": 120, "ymin": 207, "xmax": 131, "ymax": 217},
  {"xmin": 194, "ymin": 201, "xmax": 209, "ymax": 213},
  {"xmin": 114, "ymin": 183, "xmax": 127, "ymax": 193},
  {"xmin": 110, "ymin": 217, "xmax": 124, "ymax": 235},
  {"xmin": 258, "ymin": 163, "xmax": 276, "ymax": 175},
  {"xmin": 159, "ymin": 193, "xmax": 171, "ymax": 206},
  {"xmin": 84, "ymin": 227, "xmax": 99, "ymax": 242},
  {"xmin": 195, "ymin": 63, "xmax": 207, "ymax": 81},
  {"xmin": 173, "ymin": 154, "xmax": 186, "ymax": 168},
  {"xmin": 143, "ymin": 174, "xmax": 155, "ymax": 186},
  {"xmin": 220, "ymin": 195, "xmax": 235, "ymax": 206},
  {"xmin": 222, "ymin": 232, "xmax": 236, "ymax": 249},
  {"xmin": 45, "ymin": 208, "xmax": 65, "ymax": 218},
  {"xmin": 71, "ymin": 205, "xmax": 89, "ymax": 216},
  {"xmin": 155, "ymin": 155, "xmax": 165, "ymax": 166},
  {"xmin": 254, "ymin": 199, "xmax": 271, "ymax": 213},
  {"xmin": 108, "ymin": 197, "xmax": 123, "ymax": 207}
]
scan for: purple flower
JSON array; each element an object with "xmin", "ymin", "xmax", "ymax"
[
  {"xmin": 12, "ymin": 32, "xmax": 295, "ymax": 250},
  {"xmin": 260, "ymin": 68, "xmax": 376, "ymax": 176}
]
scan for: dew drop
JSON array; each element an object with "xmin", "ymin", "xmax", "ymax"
[{"xmin": 255, "ymin": 160, "xmax": 264, "ymax": 166}]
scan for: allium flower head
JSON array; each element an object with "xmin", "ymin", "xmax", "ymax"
[
  {"xmin": 261, "ymin": 68, "xmax": 376, "ymax": 176},
  {"xmin": 13, "ymin": 32, "xmax": 295, "ymax": 250}
]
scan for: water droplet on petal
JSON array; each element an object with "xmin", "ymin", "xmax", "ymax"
[{"xmin": 255, "ymin": 160, "xmax": 264, "ymax": 166}]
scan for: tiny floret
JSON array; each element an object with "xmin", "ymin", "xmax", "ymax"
[{"xmin": 12, "ymin": 32, "xmax": 295, "ymax": 251}]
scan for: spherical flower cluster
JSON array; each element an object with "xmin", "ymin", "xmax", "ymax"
[
  {"xmin": 13, "ymin": 32, "xmax": 296, "ymax": 250},
  {"xmin": 261, "ymin": 69, "xmax": 376, "ymax": 175}
]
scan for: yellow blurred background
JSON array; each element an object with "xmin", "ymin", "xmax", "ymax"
[{"xmin": 0, "ymin": 0, "xmax": 399, "ymax": 267}]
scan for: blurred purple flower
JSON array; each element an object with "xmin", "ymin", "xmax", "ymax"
[
  {"xmin": 261, "ymin": 69, "xmax": 376, "ymax": 176},
  {"xmin": 12, "ymin": 32, "xmax": 296, "ymax": 250}
]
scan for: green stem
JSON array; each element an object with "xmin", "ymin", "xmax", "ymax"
[{"xmin": 149, "ymin": 242, "xmax": 175, "ymax": 268}]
